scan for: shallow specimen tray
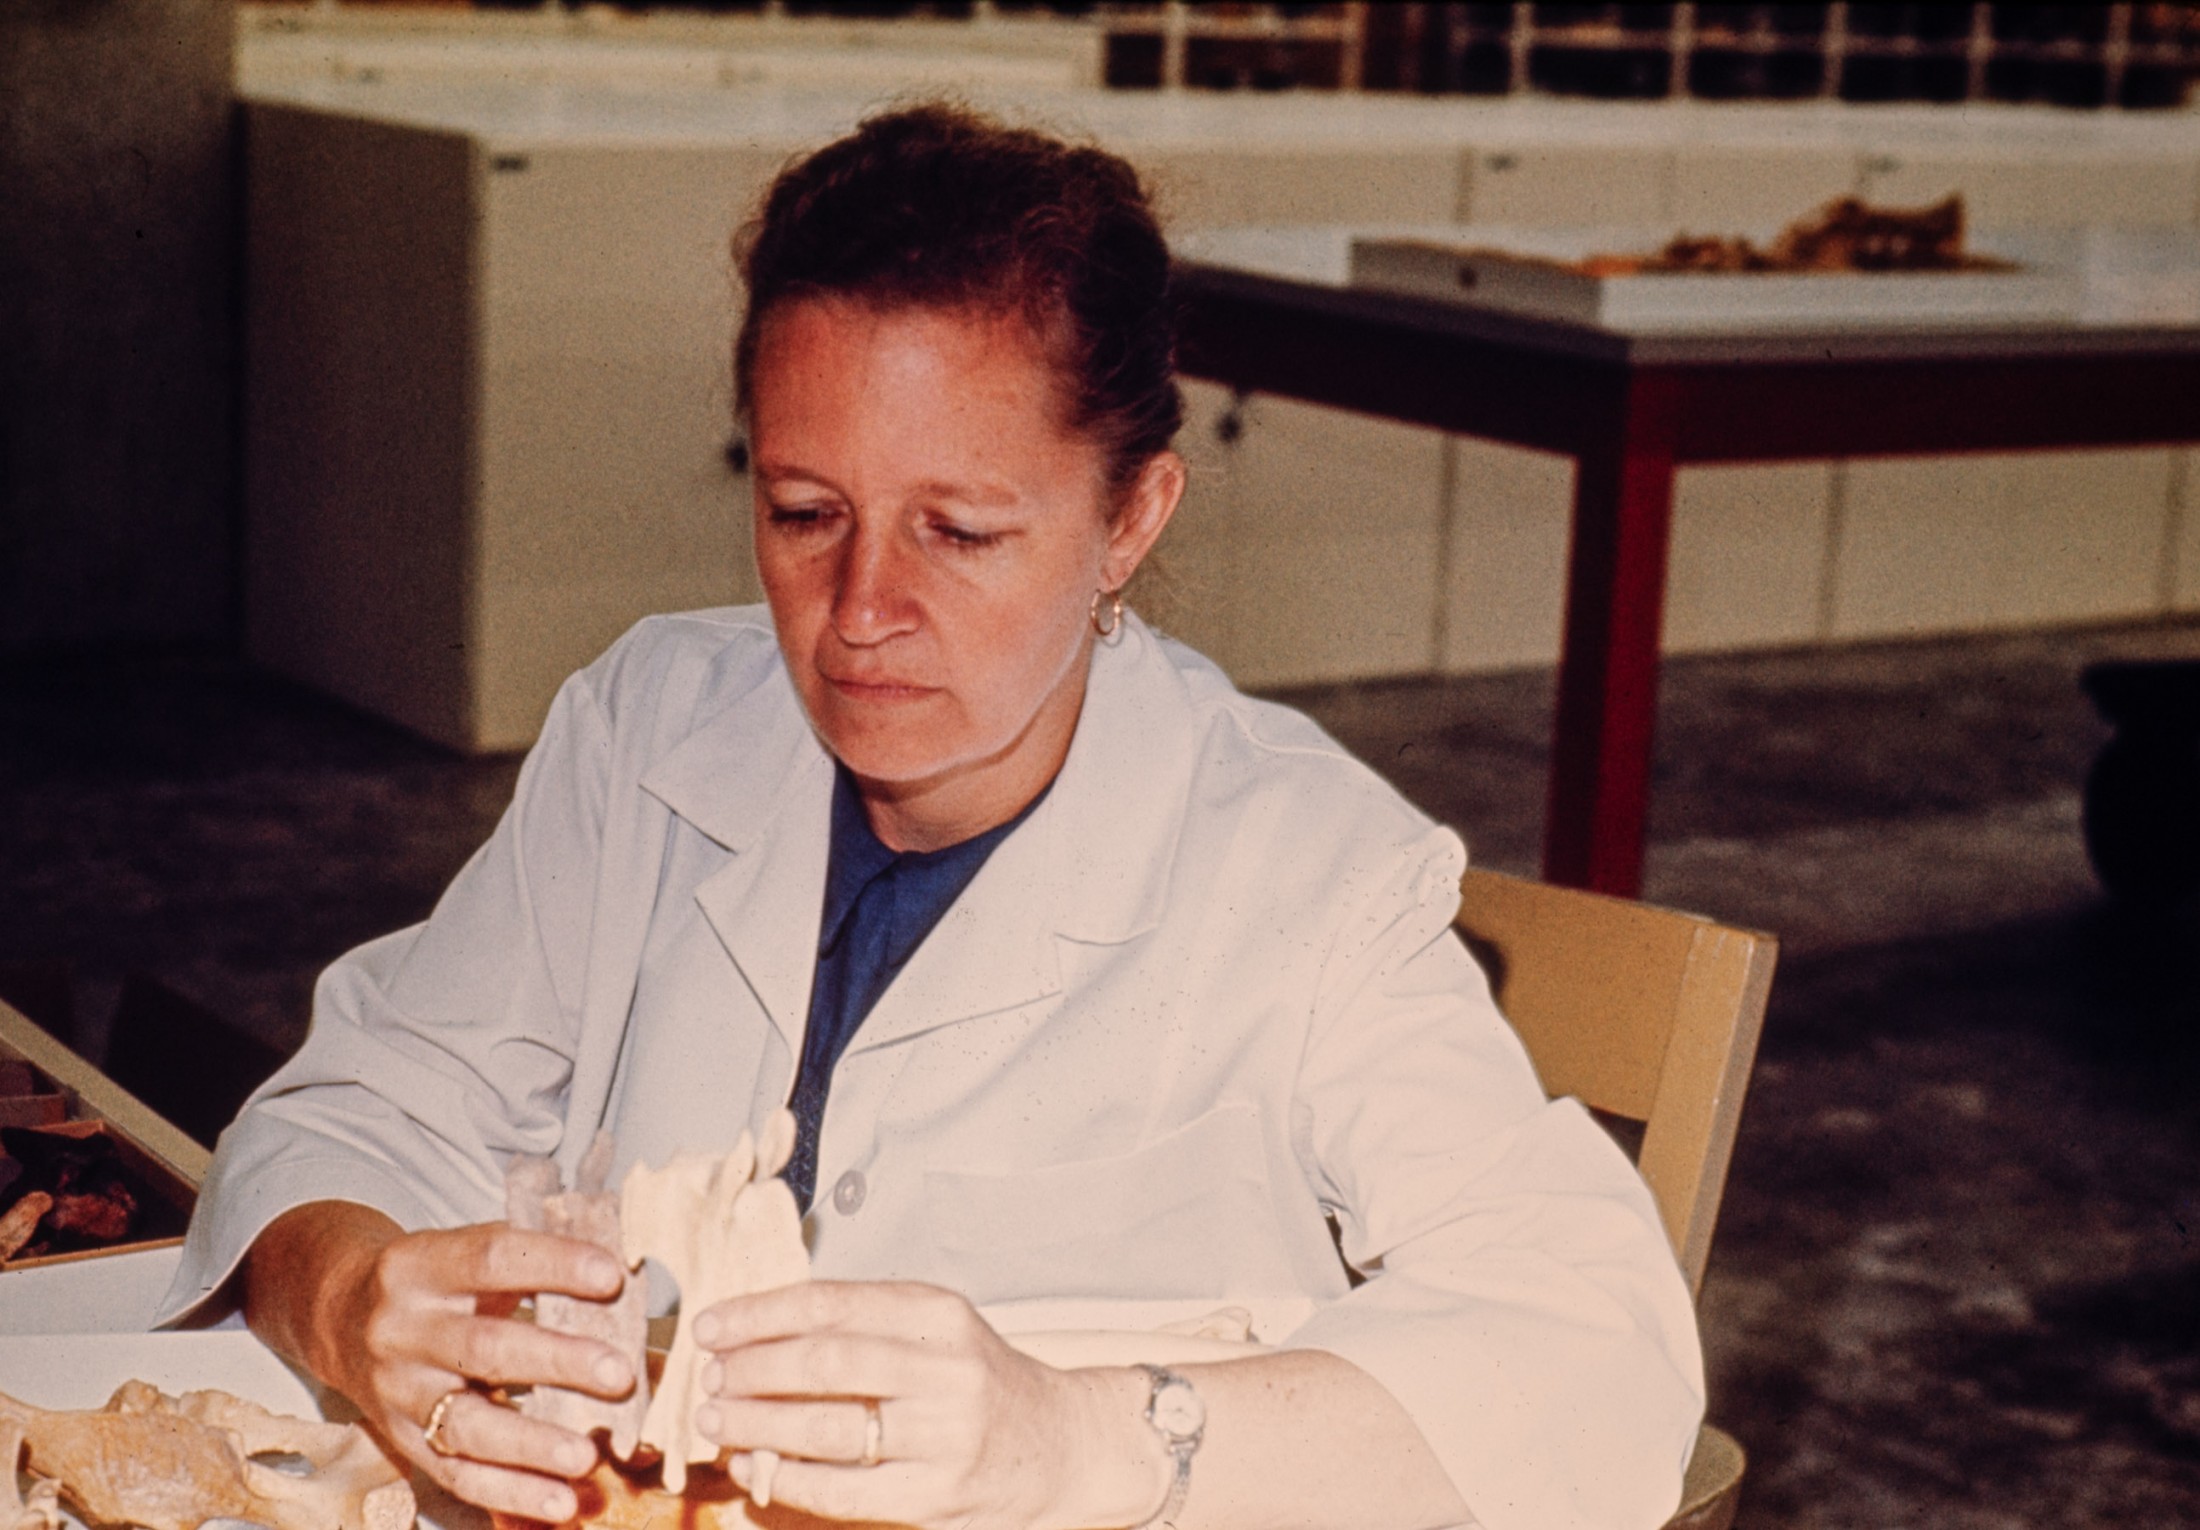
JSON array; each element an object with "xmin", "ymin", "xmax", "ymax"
[
  {"xmin": 1349, "ymin": 227, "xmax": 2081, "ymax": 332},
  {"xmin": 0, "ymin": 1000, "xmax": 205, "ymax": 1270}
]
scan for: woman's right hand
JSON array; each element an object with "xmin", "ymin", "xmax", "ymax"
[{"xmin": 244, "ymin": 1201, "xmax": 636, "ymax": 1523}]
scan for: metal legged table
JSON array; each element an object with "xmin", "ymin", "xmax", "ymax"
[{"xmin": 1174, "ymin": 229, "xmax": 2200, "ymax": 897}]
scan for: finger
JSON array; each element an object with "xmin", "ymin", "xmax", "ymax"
[
  {"xmin": 364, "ymin": 1283, "xmax": 632, "ymax": 1400},
  {"xmin": 728, "ymin": 1453, "xmax": 929, "ymax": 1527},
  {"xmin": 419, "ymin": 1390, "xmax": 603, "ymax": 1480},
  {"xmin": 421, "ymin": 1309, "xmax": 637, "ymax": 1396},
  {"xmin": 422, "ymin": 1449, "xmax": 586, "ymax": 1525},
  {"xmin": 694, "ymin": 1396, "xmax": 878, "ymax": 1464},
  {"xmin": 694, "ymin": 1279, "xmax": 965, "ymax": 1350},
  {"xmin": 707, "ymin": 1331, "xmax": 924, "ymax": 1403},
  {"xmin": 391, "ymin": 1224, "xmax": 627, "ymax": 1302}
]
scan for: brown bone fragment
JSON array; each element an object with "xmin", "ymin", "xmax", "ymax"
[{"xmin": 0, "ymin": 1191, "xmax": 52, "ymax": 1263}]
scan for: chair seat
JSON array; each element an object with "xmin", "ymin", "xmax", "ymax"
[{"xmin": 1666, "ymin": 1423, "xmax": 1745, "ymax": 1530}]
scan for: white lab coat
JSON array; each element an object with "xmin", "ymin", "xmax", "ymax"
[{"xmin": 162, "ymin": 607, "xmax": 1703, "ymax": 1530}]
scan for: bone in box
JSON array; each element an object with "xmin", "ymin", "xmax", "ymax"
[{"xmin": 0, "ymin": 1000, "xmax": 205, "ymax": 1271}]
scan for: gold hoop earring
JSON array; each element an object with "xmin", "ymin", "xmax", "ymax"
[{"xmin": 1090, "ymin": 588, "xmax": 1124, "ymax": 639}]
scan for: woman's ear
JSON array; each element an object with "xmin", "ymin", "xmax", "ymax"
[{"xmin": 1102, "ymin": 451, "xmax": 1187, "ymax": 591}]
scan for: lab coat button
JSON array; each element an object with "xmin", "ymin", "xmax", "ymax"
[{"xmin": 832, "ymin": 1169, "xmax": 867, "ymax": 1215}]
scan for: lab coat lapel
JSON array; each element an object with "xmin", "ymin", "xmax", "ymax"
[
  {"xmin": 847, "ymin": 814, "xmax": 1062, "ymax": 1051},
  {"xmin": 640, "ymin": 661, "xmax": 833, "ymax": 1057},
  {"xmin": 848, "ymin": 615, "xmax": 1201, "ymax": 1054}
]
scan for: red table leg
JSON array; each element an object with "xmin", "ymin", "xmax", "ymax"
[{"xmin": 1541, "ymin": 376, "xmax": 1683, "ymax": 897}]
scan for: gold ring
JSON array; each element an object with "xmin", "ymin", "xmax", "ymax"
[
  {"xmin": 860, "ymin": 1399, "xmax": 883, "ymax": 1469},
  {"xmin": 422, "ymin": 1387, "xmax": 467, "ymax": 1457}
]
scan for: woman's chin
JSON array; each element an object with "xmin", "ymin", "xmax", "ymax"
[{"xmin": 819, "ymin": 730, "xmax": 964, "ymax": 790}]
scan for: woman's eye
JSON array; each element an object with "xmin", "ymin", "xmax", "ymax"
[
  {"xmin": 931, "ymin": 520, "xmax": 1001, "ymax": 549},
  {"xmin": 765, "ymin": 504, "xmax": 834, "ymax": 532}
]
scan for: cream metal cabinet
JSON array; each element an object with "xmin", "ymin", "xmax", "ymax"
[
  {"xmin": 2179, "ymin": 449, "xmax": 2200, "ymax": 609},
  {"xmin": 244, "ymin": 92, "xmax": 809, "ymax": 751}
]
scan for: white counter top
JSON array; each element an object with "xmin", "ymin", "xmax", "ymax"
[{"xmin": 240, "ymin": 75, "xmax": 2200, "ymax": 160}]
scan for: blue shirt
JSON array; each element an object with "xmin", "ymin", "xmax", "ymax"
[{"xmin": 784, "ymin": 765, "xmax": 1049, "ymax": 1211}]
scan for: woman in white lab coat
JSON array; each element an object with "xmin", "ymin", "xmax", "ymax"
[{"xmin": 169, "ymin": 105, "xmax": 1703, "ymax": 1530}]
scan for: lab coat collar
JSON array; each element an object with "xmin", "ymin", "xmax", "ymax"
[
  {"xmin": 1028, "ymin": 611, "xmax": 1199, "ymax": 948},
  {"xmin": 641, "ymin": 654, "xmax": 834, "ymax": 1055},
  {"xmin": 636, "ymin": 612, "xmax": 1200, "ymax": 1054},
  {"xmin": 640, "ymin": 651, "xmax": 829, "ymax": 854}
]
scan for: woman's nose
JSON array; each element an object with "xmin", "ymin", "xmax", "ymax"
[{"xmin": 831, "ymin": 527, "xmax": 920, "ymax": 645}]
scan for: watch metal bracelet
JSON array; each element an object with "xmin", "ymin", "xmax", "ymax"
[{"xmin": 1132, "ymin": 1363, "xmax": 1204, "ymax": 1530}]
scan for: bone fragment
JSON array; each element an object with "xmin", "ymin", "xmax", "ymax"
[
  {"xmin": 506, "ymin": 1134, "xmax": 650, "ymax": 1459},
  {"xmin": 503, "ymin": 1156, "xmax": 561, "ymax": 1233},
  {"xmin": 0, "ymin": 1383, "xmax": 412, "ymax": 1530},
  {"xmin": 620, "ymin": 1112, "xmax": 809, "ymax": 1496},
  {"xmin": 0, "ymin": 1191, "xmax": 50, "ymax": 1263},
  {"xmin": 754, "ymin": 1112, "xmax": 795, "ymax": 1182},
  {"xmin": 747, "ymin": 1451, "xmax": 778, "ymax": 1510},
  {"xmin": 2, "ymin": 1421, "xmax": 64, "ymax": 1530}
]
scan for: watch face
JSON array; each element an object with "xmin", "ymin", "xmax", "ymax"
[{"xmin": 1151, "ymin": 1379, "xmax": 1205, "ymax": 1438}]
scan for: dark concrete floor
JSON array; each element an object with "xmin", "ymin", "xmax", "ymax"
[{"xmin": 5, "ymin": 616, "xmax": 2199, "ymax": 1528}]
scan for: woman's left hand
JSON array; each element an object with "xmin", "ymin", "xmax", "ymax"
[{"xmin": 690, "ymin": 1281, "xmax": 1163, "ymax": 1530}]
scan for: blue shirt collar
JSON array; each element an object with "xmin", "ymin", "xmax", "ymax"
[{"xmin": 818, "ymin": 763, "xmax": 1052, "ymax": 960}]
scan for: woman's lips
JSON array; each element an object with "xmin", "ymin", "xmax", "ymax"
[{"xmin": 824, "ymin": 674, "xmax": 938, "ymax": 702}]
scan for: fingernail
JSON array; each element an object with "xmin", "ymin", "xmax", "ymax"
[
  {"xmin": 593, "ymin": 1354, "xmax": 630, "ymax": 1391},
  {"xmin": 695, "ymin": 1404, "xmax": 722, "ymax": 1437},
  {"xmin": 702, "ymin": 1360, "xmax": 723, "ymax": 1393},
  {"xmin": 585, "ymin": 1256, "xmax": 621, "ymax": 1291},
  {"xmin": 540, "ymin": 1488, "xmax": 576, "ymax": 1522},
  {"xmin": 559, "ymin": 1440, "xmax": 596, "ymax": 1476},
  {"xmin": 693, "ymin": 1311, "xmax": 721, "ymax": 1346}
]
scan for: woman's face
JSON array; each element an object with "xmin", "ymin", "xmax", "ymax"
[{"xmin": 748, "ymin": 297, "xmax": 1179, "ymax": 849}]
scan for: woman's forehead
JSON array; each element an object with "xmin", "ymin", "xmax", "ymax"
[
  {"xmin": 753, "ymin": 293, "xmax": 1053, "ymax": 366},
  {"xmin": 752, "ymin": 300, "xmax": 1084, "ymax": 436},
  {"xmin": 747, "ymin": 299, "xmax": 1103, "ymax": 496}
]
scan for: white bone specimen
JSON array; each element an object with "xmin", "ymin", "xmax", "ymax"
[
  {"xmin": 0, "ymin": 1382, "xmax": 413, "ymax": 1530},
  {"xmin": 505, "ymin": 1115, "xmax": 810, "ymax": 1512},
  {"xmin": 619, "ymin": 1112, "xmax": 809, "ymax": 1497},
  {"xmin": 506, "ymin": 1132, "xmax": 649, "ymax": 1459},
  {"xmin": 3, "ymin": 1420, "xmax": 64, "ymax": 1530}
]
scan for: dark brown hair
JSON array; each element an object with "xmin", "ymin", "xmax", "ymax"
[{"xmin": 734, "ymin": 102, "xmax": 1183, "ymax": 505}]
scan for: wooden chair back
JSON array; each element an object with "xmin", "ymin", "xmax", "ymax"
[{"xmin": 1455, "ymin": 868, "xmax": 1776, "ymax": 1296}]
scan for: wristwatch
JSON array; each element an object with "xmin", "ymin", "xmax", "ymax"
[{"xmin": 1132, "ymin": 1364, "xmax": 1205, "ymax": 1530}]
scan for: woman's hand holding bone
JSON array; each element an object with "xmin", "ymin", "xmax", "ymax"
[
  {"xmin": 249, "ymin": 1203, "xmax": 639, "ymax": 1524},
  {"xmin": 692, "ymin": 1280, "xmax": 1167, "ymax": 1530}
]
